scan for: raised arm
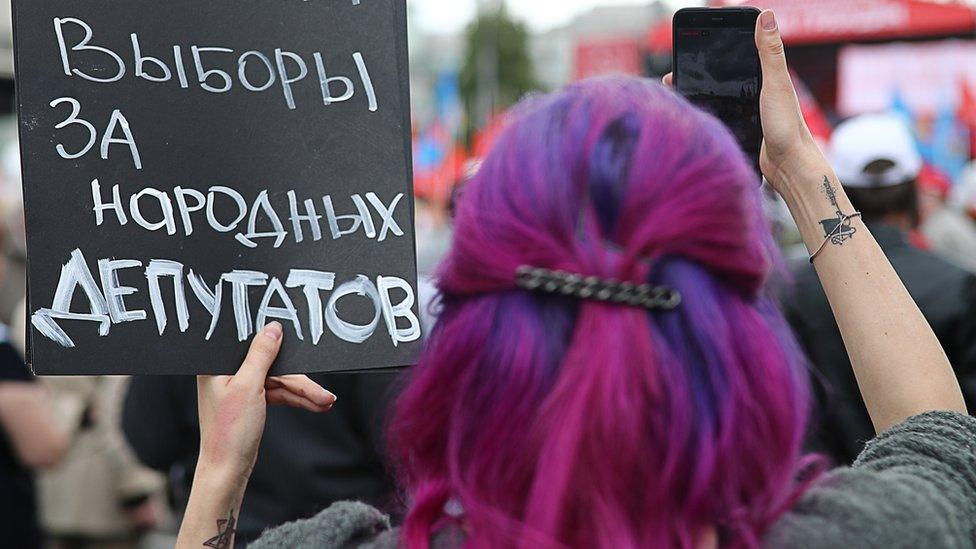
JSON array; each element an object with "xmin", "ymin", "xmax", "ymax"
[
  {"xmin": 176, "ymin": 323, "xmax": 336, "ymax": 549},
  {"xmin": 754, "ymin": 10, "xmax": 966, "ymax": 432}
]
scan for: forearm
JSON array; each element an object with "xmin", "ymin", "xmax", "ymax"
[
  {"xmin": 0, "ymin": 384, "xmax": 70, "ymax": 468},
  {"xmin": 777, "ymin": 151, "xmax": 966, "ymax": 433},
  {"xmin": 177, "ymin": 324, "xmax": 329, "ymax": 548},
  {"xmin": 176, "ymin": 461, "xmax": 248, "ymax": 549}
]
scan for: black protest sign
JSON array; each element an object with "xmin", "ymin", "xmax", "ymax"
[{"xmin": 14, "ymin": 0, "xmax": 422, "ymax": 375}]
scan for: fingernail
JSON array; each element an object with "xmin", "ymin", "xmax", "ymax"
[
  {"xmin": 264, "ymin": 322, "xmax": 283, "ymax": 341},
  {"xmin": 761, "ymin": 10, "xmax": 777, "ymax": 31},
  {"xmin": 314, "ymin": 385, "xmax": 337, "ymax": 405}
]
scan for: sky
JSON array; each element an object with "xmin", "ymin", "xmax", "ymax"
[
  {"xmin": 411, "ymin": 0, "xmax": 976, "ymax": 33},
  {"xmin": 412, "ymin": 0, "xmax": 704, "ymax": 33}
]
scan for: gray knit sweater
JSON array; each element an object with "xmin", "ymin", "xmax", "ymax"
[{"xmin": 250, "ymin": 411, "xmax": 976, "ymax": 548}]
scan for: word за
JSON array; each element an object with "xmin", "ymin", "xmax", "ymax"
[
  {"xmin": 32, "ymin": 248, "xmax": 421, "ymax": 348},
  {"xmin": 54, "ymin": 17, "xmax": 377, "ymax": 111},
  {"xmin": 91, "ymin": 180, "xmax": 405, "ymax": 249}
]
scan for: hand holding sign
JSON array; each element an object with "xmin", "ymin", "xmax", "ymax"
[
  {"xmin": 198, "ymin": 322, "xmax": 336, "ymax": 481},
  {"xmin": 14, "ymin": 0, "xmax": 419, "ymax": 375}
]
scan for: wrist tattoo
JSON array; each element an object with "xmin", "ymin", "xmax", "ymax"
[
  {"xmin": 810, "ymin": 176, "xmax": 862, "ymax": 264},
  {"xmin": 818, "ymin": 176, "xmax": 857, "ymax": 245},
  {"xmin": 203, "ymin": 510, "xmax": 237, "ymax": 549}
]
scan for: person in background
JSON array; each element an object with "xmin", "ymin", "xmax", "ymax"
[
  {"xmin": 922, "ymin": 161, "xmax": 976, "ymax": 273},
  {"xmin": 416, "ymin": 162, "xmax": 481, "ymax": 334},
  {"xmin": 39, "ymin": 377, "xmax": 166, "ymax": 549},
  {"xmin": 0, "ymin": 323, "xmax": 69, "ymax": 549},
  {"xmin": 0, "ymin": 177, "xmax": 70, "ymax": 549},
  {"xmin": 176, "ymin": 11, "xmax": 976, "ymax": 548},
  {"xmin": 414, "ymin": 196, "xmax": 451, "ymax": 334},
  {"xmin": 785, "ymin": 113, "xmax": 976, "ymax": 464},
  {"xmin": 414, "ymin": 195, "xmax": 453, "ymax": 279},
  {"xmin": 123, "ymin": 373, "xmax": 398, "ymax": 547},
  {"xmin": 0, "ymin": 141, "xmax": 27, "ymax": 325},
  {"xmin": 916, "ymin": 165, "xmax": 953, "ymax": 228}
]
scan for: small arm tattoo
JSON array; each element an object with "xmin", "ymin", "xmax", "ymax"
[
  {"xmin": 203, "ymin": 511, "xmax": 237, "ymax": 549},
  {"xmin": 818, "ymin": 176, "xmax": 857, "ymax": 245}
]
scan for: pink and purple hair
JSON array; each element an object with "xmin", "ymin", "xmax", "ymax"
[{"xmin": 388, "ymin": 77, "xmax": 817, "ymax": 548}]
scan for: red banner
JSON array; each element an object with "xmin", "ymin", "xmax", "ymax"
[
  {"xmin": 575, "ymin": 38, "xmax": 642, "ymax": 81},
  {"xmin": 712, "ymin": 0, "xmax": 976, "ymax": 45}
]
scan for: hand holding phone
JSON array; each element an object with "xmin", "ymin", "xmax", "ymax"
[
  {"xmin": 748, "ymin": 11, "xmax": 820, "ymax": 185},
  {"xmin": 671, "ymin": 9, "xmax": 820, "ymax": 190},
  {"xmin": 672, "ymin": 7, "xmax": 763, "ymax": 174}
]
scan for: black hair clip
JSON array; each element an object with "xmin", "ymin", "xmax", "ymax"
[{"xmin": 515, "ymin": 266, "xmax": 681, "ymax": 311}]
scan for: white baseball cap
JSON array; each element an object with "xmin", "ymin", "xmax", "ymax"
[{"xmin": 828, "ymin": 113, "xmax": 923, "ymax": 189}]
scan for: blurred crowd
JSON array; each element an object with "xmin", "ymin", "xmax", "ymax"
[
  {"xmin": 0, "ymin": 95, "xmax": 973, "ymax": 549},
  {"xmin": 1, "ymin": 11, "xmax": 976, "ymax": 549}
]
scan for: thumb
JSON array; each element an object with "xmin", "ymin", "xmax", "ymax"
[
  {"xmin": 236, "ymin": 322, "xmax": 284, "ymax": 386},
  {"xmin": 755, "ymin": 10, "xmax": 790, "ymax": 90}
]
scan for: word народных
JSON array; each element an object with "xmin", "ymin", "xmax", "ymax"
[{"xmin": 90, "ymin": 180, "xmax": 406, "ymax": 249}]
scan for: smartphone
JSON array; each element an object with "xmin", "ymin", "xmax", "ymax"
[{"xmin": 672, "ymin": 7, "xmax": 762, "ymax": 175}]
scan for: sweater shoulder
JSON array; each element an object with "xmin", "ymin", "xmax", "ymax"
[
  {"xmin": 248, "ymin": 501, "xmax": 395, "ymax": 549},
  {"xmin": 766, "ymin": 412, "xmax": 976, "ymax": 548}
]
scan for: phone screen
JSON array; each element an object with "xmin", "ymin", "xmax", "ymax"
[{"xmin": 673, "ymin": 9, "xmax": 761, "ymax": 173}]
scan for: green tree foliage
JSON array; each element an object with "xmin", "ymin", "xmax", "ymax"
[{"xmin": 459, "ymin": 6, "xmax": 538, "ymax": 140}]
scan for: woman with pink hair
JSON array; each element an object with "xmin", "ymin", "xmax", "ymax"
[{"xmin": 176, "ymin": 11, "xmax": 974, "ymax": 549}]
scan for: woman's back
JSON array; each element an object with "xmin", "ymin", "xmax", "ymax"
[
  {"xmin": 250, "ymin": 411, "xmax": 976, "ymax": 548},
  {"xmin": 387, "ymin": 77, "xmax": 815, "ymax": 548},
  {"xmin": 176, "ymin": 10, "xmax": 974, "ymax": 549}
]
